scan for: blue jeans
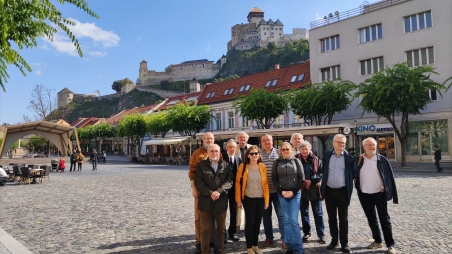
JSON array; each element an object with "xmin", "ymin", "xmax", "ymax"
[
  {"xmin": 279, "ymin": 192, "xmax": 303, "ymax": 253},
  {"xmin": 263, "ymin": 192, "xmax": 285, "ymax": 241},
  {"xmin": 300, "ymin": 199, "xmax": 325, "ymax": 237},
  {"xmin": 435, "ymin": 159, "xmax": 443, "ymax": 172}
]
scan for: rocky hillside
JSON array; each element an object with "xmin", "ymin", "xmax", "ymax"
[{"xmin": 47, "ymin": 90, "xmax": 163, "ymax": 123}]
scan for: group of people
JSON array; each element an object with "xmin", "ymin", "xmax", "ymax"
[
  {"xmin": 189, "ymin": 131, "xmax": 399, "ymax": 254},
  {"xmin": 69, "ymin": 149, "xmax": 107, "ymax": 171}
]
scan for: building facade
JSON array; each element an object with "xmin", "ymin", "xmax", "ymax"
[{"xmin": 309, "ymin": 0, "xmax": 452, "ymax": 162}]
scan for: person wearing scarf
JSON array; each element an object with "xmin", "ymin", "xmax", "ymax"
[{"xmin": 298, "ymin": 141, "xmax": 325, "ymax": 244}]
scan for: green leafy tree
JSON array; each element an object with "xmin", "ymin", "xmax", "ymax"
[
  {"xmin": 112, "ymin": 78, "xmax": 134, "ymax": 92},
  {"xmin": 290, "ymin": 80, "xmax": 356, "ymax": 150},
  {"xmin": 26, "ymin": 135, "xmax": 49, "ymax": 153},
  {"xmin": 10, "ymin": 139, "xmax": 27, "ymax": 150},
  {"xmin": 160, "ymin": 80, "xmax": 170, "ymax": 87},
  {"xmin": 233, "ymin": 88, "xmax": 289, "ymax": 129},
  {"xmin": 146, "ymin": 112, "xmax": 171, "ymax": 138},
  {"xmin": 213, "ymin": 74, "xmax": 240, "ymax": 83},
  {"xmin": 166, "ymin": 103, "xmax": 213, "ymax": 137},
  {"xmin": 0, "ymin": 0, "xmax": 98, "ymax": 92},
  {"xmin": 116, "ymin": 113, "xmax": 147, "ymax": 156},
  {"xmin": 355, "ymin": 63, "xmax": 451, "ymax": 166},
  {"xmin": 165, "ymin": 65, "xmax": 173, "ymax": 73}
]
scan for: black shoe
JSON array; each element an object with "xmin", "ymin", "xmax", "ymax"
[
  {"xmin": 319, "ymin": 236, "xmax": 326, "ymax": 244},
  {"xmin": 327, "ymin": 241, "xmax": 338, "ymax": 250},
  {"xmin": 209, "ymin": 242, "xmax": 215, "ymax": 249},
  {"xmin": 302, "ymin": 234, "xmax": 311, "ymax": 240},
  {"xmin": 341, "ymin": 245, "xmax": 351, "ymax": 253},
  {"xmin": 285, "ymin": 251, "xmax": 294, "ymax": 254},
  {"xmin": 194, "ymin": 243, "xmax": 201, "ymax": 254},
  {"xmin": 228, "ymin": 235, "xmax": 239, "ymax": 241}
]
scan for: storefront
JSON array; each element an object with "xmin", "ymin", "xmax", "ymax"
[{"xmin": 355, "ymin": 124, "xmax": 396, "ymax": 160}]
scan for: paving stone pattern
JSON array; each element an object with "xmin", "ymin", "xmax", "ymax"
[{"xmin": 0, "ymin": 159, "xmax": 451, "ymax": 254}]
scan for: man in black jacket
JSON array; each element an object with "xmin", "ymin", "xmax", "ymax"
[
  {"xmin": 320, "ymin": 134, "xmax": 357, "ymax": 253},
  {"xmin": 195, "ymin": 144, "xmax": 233, "ymax": 254},
  {"xmin": 70, "ymin": 150, "xmax": 77, "ymax": 172},
  {"xmin": 432, "ymin": 145, "xmax": 443, "ymax": 172},
  {"xmin": 356, "ymin": 137, "xmax": 398, "ymax": 254},
  {"xmin": 222, "ymin": 139, "xmax": 242, "ymax": 242}
]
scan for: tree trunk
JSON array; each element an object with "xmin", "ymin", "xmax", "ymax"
[{"xmin": 400, "ymin": 137, "xmax": 406, "ymax": 167}]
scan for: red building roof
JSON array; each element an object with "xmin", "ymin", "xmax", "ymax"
[
  {"xmin": 157, "ymin": 92, "xmax": 202, "ymax": 111},
  {"xmin": 197, "ymin": 61, "xmax": 310, "ymax": 105},
  {"xmin": 70, "ymin": 117, "xmax": 104, "ymax": 128},
  {"xmin": 105, "ymin": 103, "xmax": 160, "ymax": 125}
]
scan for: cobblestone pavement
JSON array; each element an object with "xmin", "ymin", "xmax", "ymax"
[{"xmin": 0, "ymin": 158, "xmax": 451, "ymax": 254}]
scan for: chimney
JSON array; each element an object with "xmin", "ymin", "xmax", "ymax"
[{"xmin": 275, "ymin": 64, "xmax": 280, "ymax": 70}]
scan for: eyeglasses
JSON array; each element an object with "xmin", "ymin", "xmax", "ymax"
[
  {"xmin": 249, "ymin": 152, "xmax": 259, "ymax": 156},
  {"xmin": 280, "ymin": 148, "xmax": 290, "ymax": 152}
]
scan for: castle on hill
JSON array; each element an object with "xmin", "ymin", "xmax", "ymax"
[{"xmin": 228, "ymin": 7, "xmax": 309, "ymax": 51}]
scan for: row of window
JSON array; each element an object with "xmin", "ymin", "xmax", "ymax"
[
  {"xmin": 320, "ymin": 9, "xmax": 433, "ymax": 52},
  {"xmin": 259, "ymin": 27, "xmax": 283, "ymax": 31},
  {"xmin": 322, "ymin": 46, "xmax": 435, "ymax": 81},
  {"xmin": 209, "ymin": 112, "xmax": 303, "ymax": 130}
]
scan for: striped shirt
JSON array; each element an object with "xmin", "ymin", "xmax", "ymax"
[{"xmin": 261, "ymin": 147, "xmax": 279, "ymax": 193}]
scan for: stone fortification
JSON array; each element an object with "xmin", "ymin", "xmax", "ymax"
[
  {"xmin": 135, "ymin": 86, "xmax": 184, "ymax": 98},
  {"xmin": 138, "ymin": 58, "xmax": 224, "ymax": 87}
]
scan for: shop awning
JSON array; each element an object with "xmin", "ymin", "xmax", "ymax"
[{"xmin": 144, "ymin": 136, "xmax": 190, "ymax": 145}]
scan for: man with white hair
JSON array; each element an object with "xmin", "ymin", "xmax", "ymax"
[
  {"xmin": 356, "ymin": 137, "xmax": 398, "ymax": 254},
  {"xmin": 189, "ymin": 132, "xmax": 216, "ymax": 253},
  {"xmin": 195, "ymin": 144, "xmax": 233, "ymax": 254},
  {"xmin": 236, "ymin": 131, "xmax": 251, "ymax": 160},
  {"xmin": 290, "ymin": 133, "xmax": 304, "ymax": 156}
]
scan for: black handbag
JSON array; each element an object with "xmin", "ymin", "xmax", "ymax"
[{"xmin": 302, "ymin": 183, "xmax": 318, "ymax": 201}]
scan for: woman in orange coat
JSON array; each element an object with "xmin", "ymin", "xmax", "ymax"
[{"xmin": 235, "ymin": 145, "xmax": 269, "ymax": 254}]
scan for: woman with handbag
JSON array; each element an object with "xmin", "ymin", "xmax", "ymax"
[
  {"xmin": 235, "ymin": 145, "xmax": 269, "ymax": 254},
  {"xmin": 298, "ymin": 141, "xmax": 326, "ymax": 244},
  {"xmin": 272, "ymin": 142, "xmax": 305, "ymax": 254}
]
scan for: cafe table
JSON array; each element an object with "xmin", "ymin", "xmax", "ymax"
[{"xmin": 30, "ymin": 168, "xmax": 44, "ymax": 184}]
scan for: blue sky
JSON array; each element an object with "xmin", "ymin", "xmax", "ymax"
[{"xmin": 0, "ymin": 0, "xmax": 369, "ymax": 124}]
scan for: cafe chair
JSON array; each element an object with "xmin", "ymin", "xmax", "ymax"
[
  {"xmin": 13, "ymin": 165, "xmax": 22, "ymax": 182},
  {"xmin": 41, "ymin": 167, "xmax": 51, "ymax": 183},
  {"xmin": 19, "ymin": 167, "xmax": 34, "ymax": 184}
]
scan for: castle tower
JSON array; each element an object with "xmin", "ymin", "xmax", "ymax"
[
  {"xmin": 57, "ymin": 87, "xmax": 74, "ymax": 108},
  {"xmin": 220, "ymin": 55, "xmax": 227, "ymax": 68},
  {"xmin": 247, "ymin": 7, "xmax": 264, "ymax": 25},
  {"xmin": 189, "ymin": 78, "xmax": 201, "ymax": 93},
  {"xmin": 139, "ymin": 60, "xmax": 148, "ymax": 79}
]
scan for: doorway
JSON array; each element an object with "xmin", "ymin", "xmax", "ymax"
[{"xmin": 359, "ymin": 135, "xmax": 395, "ymax": 160}]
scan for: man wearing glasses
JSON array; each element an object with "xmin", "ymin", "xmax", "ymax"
[
  {"xmin": 320, "ymin": 134, "xmax": 357, "ymax": 253},
  {"xmin": 260, "ymin": 134, "xmax": 285, "ymax": 249}
]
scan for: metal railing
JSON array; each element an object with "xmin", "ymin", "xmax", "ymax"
[{"xmin": 310, "ymin": 0, "xmax": 412, "ymax": 30}]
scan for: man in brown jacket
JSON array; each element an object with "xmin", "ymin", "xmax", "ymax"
[{"xmin": 189, "ymin": 132, "xmax": 215, "ymax": 254}]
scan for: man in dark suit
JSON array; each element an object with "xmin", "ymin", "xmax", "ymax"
[{"xmin": 222, "ymin": 139, "xmax": 242, "ymax": 241}]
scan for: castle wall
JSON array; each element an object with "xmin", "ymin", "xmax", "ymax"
[{"xmin": 135, "ymin": 86, "xmax": 183, "ymax": 98}]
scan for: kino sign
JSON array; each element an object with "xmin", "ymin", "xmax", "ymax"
[{"xmin": 356, "ymin": 124, "xmax": 393, "ymax": 132}]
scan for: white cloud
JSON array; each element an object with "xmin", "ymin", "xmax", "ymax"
[
  {"xmin": 44, "ymin": 19, "xmax": 120, "ymax": 57},
  {"xmin": 206, "ymin": 44, "xmax": 211, "ymax": 52},
  {"xmin": 315, "ymin": 13, "xmax": 324, "ymax": 20},
  {"xmin": 88, "ymin": 51, "xmax": 107, "ymax": 57},
  {"xmin": 35, "ymin": 70, "xmax": 41, "ymax": 76}
]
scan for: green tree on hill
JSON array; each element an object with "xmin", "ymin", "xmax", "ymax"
[{"xmin": 112, "ymin": 78, "xmax": 134, "ymax": 93}]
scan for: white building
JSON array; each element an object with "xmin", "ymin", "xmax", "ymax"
[{"xmin": 309, "ymin": 0, "xmax": 452, "ymax": 162}]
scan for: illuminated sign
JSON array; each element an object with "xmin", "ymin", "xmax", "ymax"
[{"xmin": 356, "ymin": 124, "xmax": 393, "ymax": 132}]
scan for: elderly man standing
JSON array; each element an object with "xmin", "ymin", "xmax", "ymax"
[
  {"xmin": 291, "ymin": 133, "xmax": 304, "ymax": 156},
  {"xmin": 189, "ymin": 132, "xmax": 216, "ymax": 254},
  {"xmin": 195, "ymin": 144, "xmax": 233, "ymax": 254},
  {"xmin": 320, "ymin": 134, "xmax": 357, "ymax": 253},
  {"xmin": 222, "ymin": 139, "xmax": 242, "ymax": 242},
  {"xmin": 236, "ymin": 131, "xmax": 251, "ymax": 160},
  {"xmin": 356, "ymin": 138, "xmax": 398, "ymax": 254},
  {"xmin": 260, "ymin": 134, "xmax": 285, "ymax": 249}
]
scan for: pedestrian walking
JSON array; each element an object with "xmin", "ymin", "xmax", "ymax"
[
  {"xmin": 102, "ymin": 151, "xmax": 106, "ymax": 163},
  {"xmin": 76, "ymin": 151, "xmax": 84, "ymax": 171},
  {"xmin": 432, "ymin": 145, "xmax": 443, "ymax": 172},
  {"xmin": 70, "ymin": 150, "xmax": 77, "ymax": 171},
  {"xmin": 91, "ymin": 149, "xmax": 98, "ymax": 170},
  {"xmin": 320, "ymin": 134, "xmax": 357, "ymax": 253},
  {"xmin": 356, "ymin": 137, "xmax": 398, "ymax": 254}
]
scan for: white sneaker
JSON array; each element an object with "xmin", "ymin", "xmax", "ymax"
[
  {"xmin": 387, "ymin": 246, "xmax": 397, "ymax": 254},
  {"xmin": 368, "ymin": 242, "xmax": 383, "ymax": 249}
]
